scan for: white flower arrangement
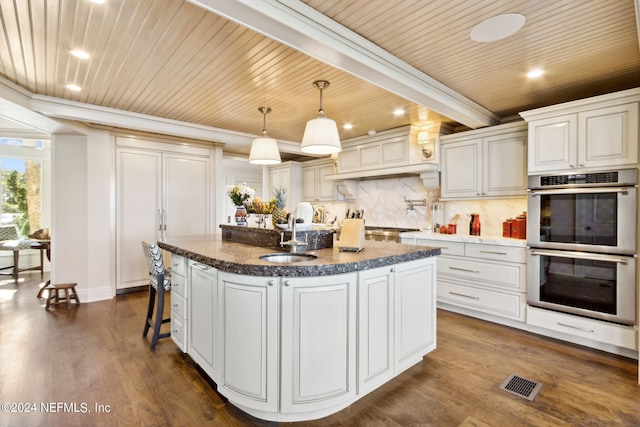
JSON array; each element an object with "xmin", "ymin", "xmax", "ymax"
[{"xmin": 225, "ymin": 183, "xmax": 255, "ymax": 206}]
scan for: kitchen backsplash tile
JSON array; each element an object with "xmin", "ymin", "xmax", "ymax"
[{"xmin": 318, "ymin": 176, "xmax": 527, "ymax": 236}]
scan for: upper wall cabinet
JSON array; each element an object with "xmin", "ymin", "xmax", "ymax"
[
  {"xmin": 268, "ymin": 161, "xmax": 301, "ymax": 211},
  {"xmin": 327, "ymin": 125, "xmax": 451, "ymax": 180},
  {"xmin": 440, "ymin": 122, "xmax": 527, "ymax": 200},
  {"xmin": 520, "ymin": 88, "xmax": 640, "ymax": 174},
  {"xmin": 301, "ymin": 159, "xmax": 337, "ymax": 202}
]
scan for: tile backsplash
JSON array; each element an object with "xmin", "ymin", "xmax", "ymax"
[{"xmin": 321, "ymin": 176, "xmax": 527, "ymax": 237}]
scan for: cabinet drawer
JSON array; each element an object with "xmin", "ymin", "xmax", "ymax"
[
  {"xmin": 527, "ymin": 306, "xmax": 637, "ymax": 350},
  {"xmin": 170, "ymin": 254, "xmax": 186, "ymax": 276},
  {"xmin": 171, "ymin": 273, "xmax": 186, "ymax": 298},
  {"xmin": 171, "ymin": 293, "xmax": 186, "ymax": 319},
  {"xmin": 414, "ymin": 239, "xmax": 465, "ymax": 256},
  {"xmin": 171, "ymin": 314, "xmax": 187, "ymax": 352},
  {"xmin": 437, "ymin": 281, "xmax": 525, "ymax": 321},
  {"xmin": 465, "ymin": 243, "xmax": 526, "ymax": 263},
  {"xmin": 438, "ymin": 257, "xmax": 525, "ymax": 292}
]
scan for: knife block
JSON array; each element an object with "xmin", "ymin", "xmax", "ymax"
[{"xmin": 338, "ymin": 219, "xmax": 365, "ymax": 252}]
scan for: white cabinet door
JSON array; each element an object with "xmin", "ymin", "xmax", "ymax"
[
  {"xmin": 116, "ymin": 148, "xmax": 162, "ymax": 290},
  {"xmin": 483, "ymin": 132, "xmax": 527, "ymax": 197},
  {"xmin": 218, "ymin": 272, "xmax": 278, "ymax": 412},
  {"xmin": 280, "ymin": 273, "xmax": 357, "ymax": 413},
  {"xmin": 301, "ymin": 167, "xmax": 318, "ymax": 201},
  {"xmin": 394, "ymin": 259, "xmax": 436, "ymax": 373},
  {"xmin": 269, "ymin": 162, "xmax": 301, "ymax": 211},
  {"xmin": 163, "ymin": 154, "xmax": 210, "ymax": 239},
  {"xmin": 579, "ymin": 103, "xmax": 638, "ymax": 169},
  {"xmin": 527, "ymin": 114, "xmax": 577, "ymax": 173},
  {"xmin": 441, "ymin": 138, "xmax": 482, "ymax": 198},
  {"xmin": 116, "ymin": 148, "xmax": 210, "ymax": 291},
  {"xmin": 358, "ymin": 266, "xmax": 394, "ymax": 394},
  {"xmin": 317, "ymin": 164, "xmax": 336, "ymax": 200},
  {"xmin": 189, "ymin": 263, "xmax": 217, "ymax": 380}
]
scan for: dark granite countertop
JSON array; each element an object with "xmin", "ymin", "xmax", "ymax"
[{"xmin": 158, "ymin": 234, "xmax": 441, "ymax": 277}]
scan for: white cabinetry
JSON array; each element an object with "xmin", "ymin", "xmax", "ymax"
[
  {"xmin": 269, "ymin": 161, "xmax": 301, "ymax": 211},
  {"xmin": 189, "ymin": 262, "xmax": 218, "ymax": 381},
  {"xmin": 280, "ymin": 273, "xmax": 357, "ymax": 414},
  {"xmin": 411, "ymin": 238, "xmax": 526, "ymax": 321},
  {"xmin": 116, "ymin": 137, "xmax": 211, "ymax": 291},
  {"xmin": 169, "ymin": 254, "xmax": 187, "ymax": 352},
  {"xmin": 301, "ymin": 159, "xmax": 337, "ymax": 202},
  {"xmin": 218, "ymin": 272, "xmax": 278, "ymax": 413},
  {"xmin": 358, "ymin": 259, "xmax": 436, "ymax": 394},
  {"xmin": 521, "ymin": 89, "xmax": 640, "ymax": 173},
  {"xmin": 440, "ymin": 122, "xmax": 527, "ymax": 199}
]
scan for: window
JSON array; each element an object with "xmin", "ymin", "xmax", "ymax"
[{"xmin": 0, "ymin": 138, "xmax": 50, "ymax": 238}]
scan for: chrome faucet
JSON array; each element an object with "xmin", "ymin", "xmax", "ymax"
[{"xmin": 280, "ymin": 215, "xmax": 308, "ymax": 253}]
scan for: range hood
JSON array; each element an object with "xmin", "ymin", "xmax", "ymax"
[{"xmin": 324, "ymin": 124, "xmax": 450, "ymax": 182}]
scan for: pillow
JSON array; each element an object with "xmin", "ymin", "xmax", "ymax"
[{"xmin": 29, "ymin": 228, "xmax": 50, "ymax": 240}]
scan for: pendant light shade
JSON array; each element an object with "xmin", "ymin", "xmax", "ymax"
[
  {"xmin": 249, "ymin": 107, "xmax": 281, "ymax": 165},
  {"xmin": 301, "ymin": 80, "xmax": 341, "ymax": 155}
]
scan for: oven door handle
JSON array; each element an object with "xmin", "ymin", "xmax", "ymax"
[
  {"xmin": 528, "ymin": 187, "xmax": 633, "ymax": 196},
  {"xmin": 529, "ymin": 249, "xmax": 633, "ymax": 264}
]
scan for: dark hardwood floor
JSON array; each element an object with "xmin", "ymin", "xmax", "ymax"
[{"xmin": 1, "ymin": 273, "xmax": 639, "ymax": 426}]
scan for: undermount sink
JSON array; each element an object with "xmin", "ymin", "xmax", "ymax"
[{"xmin": 259, "ymin": 253, "xmax": 318, "ymax": 263}]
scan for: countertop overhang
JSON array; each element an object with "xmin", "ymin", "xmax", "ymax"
[{"xmin": 158, "ymin": 234, "xmax": 440, "ymax": 277}]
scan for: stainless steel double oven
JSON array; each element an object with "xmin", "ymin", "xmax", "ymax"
[{"xmin": 527, "ymin": 169, "xmax": 637, "ymax": 325}]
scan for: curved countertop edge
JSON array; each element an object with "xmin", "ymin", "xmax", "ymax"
[
  {"xmin": 400, "ymin": 232, "xmax": 527, "ymax": 247},
  {"xmin": 158, "ymin": 238, "xmax": 441, "ymax": 277}
]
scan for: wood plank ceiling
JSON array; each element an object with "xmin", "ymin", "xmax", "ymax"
[{"xmin": 0, "ymin": 0, "xmax": 638, "ymax": 159}]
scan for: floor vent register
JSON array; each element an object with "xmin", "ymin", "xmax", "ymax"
[{"xmin": 499, "ymin": 373, "xmax": 543, "ymax": 401}]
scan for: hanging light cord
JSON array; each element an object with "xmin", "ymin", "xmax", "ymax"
[
  {"xmin": 258, "ymin": 106, "xmax": 271, "ymax": 136},
  {"xmin": 313, "ymin": 80, "xmax": 330, "ymax": 118}
]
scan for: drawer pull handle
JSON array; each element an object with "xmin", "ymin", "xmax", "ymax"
[
  {"xmin": 173, "ymin": 303, "xmax": 178, "ymax": 308},
  {"xmin": 557, "ymin": 322, "xmax": 594, "ymax": 333},
  {"xmin": 480, "ymin": 250, "xmax": 507, "ymax": 255},
  {"xmin": 284, "ymin": 280, "xmax": 291, "ymax": 286},
  {"xmin": 449, "ymin": 266, "xmax": 480, "ymax": 274},
  {"xmin": 449, "ymin": 291, "xmax": 479, "ymax": 300}
]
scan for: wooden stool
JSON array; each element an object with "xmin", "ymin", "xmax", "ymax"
[{"xmin": 45, "ymin": 282, "xmax": 80, "ymax": 309}]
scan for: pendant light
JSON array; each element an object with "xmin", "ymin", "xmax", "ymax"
[
  {"xmin": 249, "ymin": 107, "xmax": 281, "ymax": 165},
  {"xmin": 301, "ymin": 80, "xmax": 341, "ymax": 155}
]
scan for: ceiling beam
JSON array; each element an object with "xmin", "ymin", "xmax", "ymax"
[{"xmin": 189, "ymin": 0, "xmax": 499, "ymax": 128}]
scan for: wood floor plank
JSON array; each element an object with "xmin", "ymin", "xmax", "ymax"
[{"xmin": 1, "ymin": 274, "xmax": 639, "ymax": 426}]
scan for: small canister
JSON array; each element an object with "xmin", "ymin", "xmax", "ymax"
[
  {"xmin": 502, "ymin": 219, "xmax": 513, "ymax": 238},
  {"xmin": 512, "ymin": 215, "xmax": 527, "ymax": 239}
]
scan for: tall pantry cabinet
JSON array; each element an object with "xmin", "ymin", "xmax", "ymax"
[{"xmin": 116, "ymin": 136, "xmax": 212, "ymax": 291}]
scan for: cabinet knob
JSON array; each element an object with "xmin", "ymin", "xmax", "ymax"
[
  {"xmin": 284, "ymin": 280, "xmax": 291, "ymax": 286},
  {"xmin": 268, "ymin": 280, "xmax": 275, "ymax": 286},
  {"xmin": 578, "ymin": 163, "xmax": 585, "ymax": 167},
  {"xmin": 390, "ymin": 267, "xmax": 395, "ymax": 273}
]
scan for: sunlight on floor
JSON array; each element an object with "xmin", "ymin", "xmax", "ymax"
[{"xmin": 0, "ymin": 288, "xmax": 17, "ymax": 302}]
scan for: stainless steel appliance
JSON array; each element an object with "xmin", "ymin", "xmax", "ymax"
[
  {"xmin": 527, "ymin": 169, "xmax": 637, "ymax": 325},
  {"xmin": 527, "ymin": 248, "xmax": 636, "ymax": 325},
  {"xmin": 527, "ymin": 169, "xmax": 637, "ymax": 254}
]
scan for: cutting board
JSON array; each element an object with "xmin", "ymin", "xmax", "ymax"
[{"xmin": 338, "ymin": 218, "xmax": 365, "ymax": 252}]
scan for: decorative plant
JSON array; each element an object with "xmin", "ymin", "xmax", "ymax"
[{"xmin": 225, "ymin": 183, "xmax": 255, "ymax": 206}]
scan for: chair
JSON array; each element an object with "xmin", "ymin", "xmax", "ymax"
[
  {"xmin": 142, "ymin": 241, "xmax": 171, "ymax": 350},
  {"xmin": 0, "ymin": 225, "xmax": 44, "ymax": 283}
]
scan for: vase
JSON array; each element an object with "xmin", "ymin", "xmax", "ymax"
[{"xmin": 234, "ymin": 205, "xmax": 248, "ymax": 226}]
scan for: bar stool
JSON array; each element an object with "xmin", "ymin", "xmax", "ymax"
[
  {"xmin": 45, "ymin": 282, "xmax": 80, "ymax": 309},
  {"xmin": 142, "ymin": 241, "xmax": 171, "ymax": 351}
]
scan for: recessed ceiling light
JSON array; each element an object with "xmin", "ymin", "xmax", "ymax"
[
  {"xmin": 470, "ymin": 14, "xmax": 525, "ymax": 42},
  {"xmin": 65, "ymin": 84, "xmax": 82, "ymax": 91},
  {"xmin": 70, "ymin": 49, "xmax": 90, "ymax": 59},
  {"xmin": 343, "ymin": 124, "xmax": 353, "ymax": 130},
  {"xmin": 393, "ymin": 109, "xmax": 405, "ymax": 116},
  {"xmin": 527, "ymin": 69, "xmax": 545, "ymax": 78}
]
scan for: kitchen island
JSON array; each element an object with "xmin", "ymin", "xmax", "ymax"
[{"xmin": 158, "ymin": 235, "xmax": 440, "ymax": 422}]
